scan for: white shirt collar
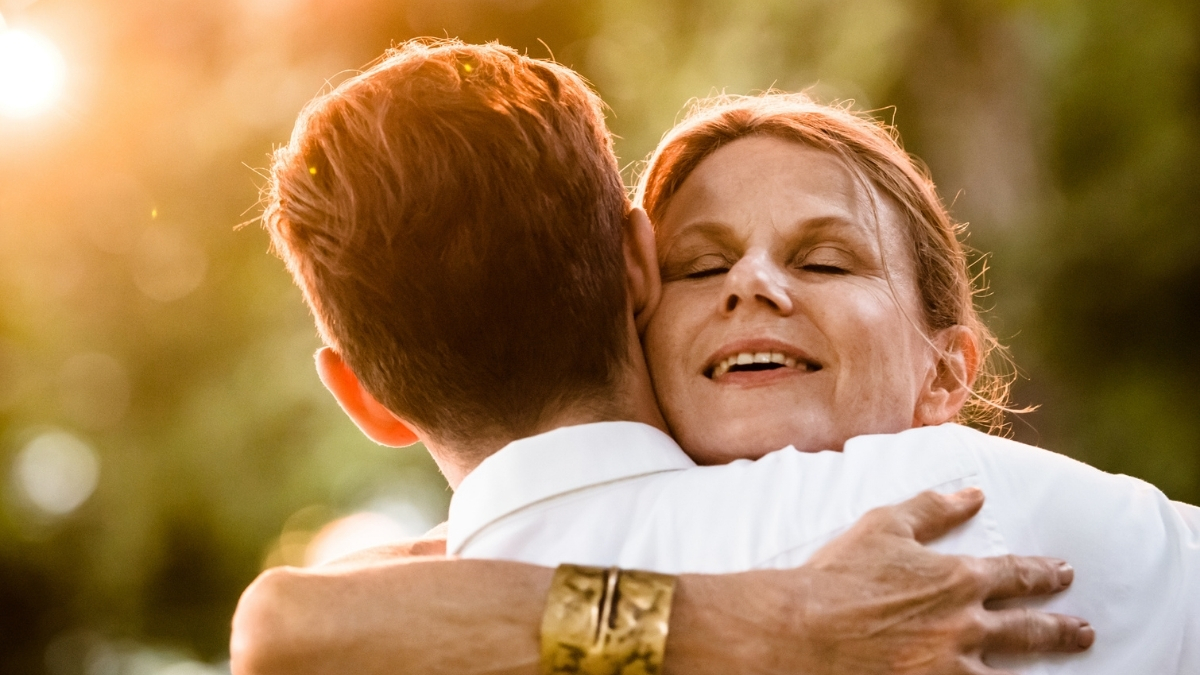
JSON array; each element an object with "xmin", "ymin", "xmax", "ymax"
[{"xmin": 447, "ymin": 421, "xmax": 695, "ymax": 554}]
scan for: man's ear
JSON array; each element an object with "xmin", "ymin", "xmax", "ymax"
[
  {"xmin": 624, "ymin": 207, "xmax": 662, "ymax": 334},
  {"xmin": 314, "ymin": 347, "xmax": 422, "ymax": 447},
  {"xmin": 913, "ymin": 326, "xmax": 980, "ymax": 427}
]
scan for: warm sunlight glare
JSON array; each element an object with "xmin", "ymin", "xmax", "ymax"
[{"xmin": 0, "ymin": 25, "xmax": 66, "ymax": 118}]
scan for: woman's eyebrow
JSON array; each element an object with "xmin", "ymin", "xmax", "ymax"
[
  {"xmin": 789, "ymin": 215, "xmax": 877, "ymax": 246},
  {"xmin": 792, "ymin": 214, "xmax": 861, "ymax": 235},
  {"xmin": 657, "ymin": 220, "xmax": 741, "ymax": 255},
  {"xmin": 777, "ymin": 216, "xmax": 881, "ymax": 265}
]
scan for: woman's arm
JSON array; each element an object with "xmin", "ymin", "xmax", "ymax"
[
  {"xmin": 230, "ymin": 490, "xmax": 1090, "ymax": 675},
  {"xmin": 231, "ymin": 556, "xmax": 550, "ymax": 675}
]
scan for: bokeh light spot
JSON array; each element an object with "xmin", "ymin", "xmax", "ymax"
[
  {"xmin": 0, "ymin": 27, "xmax": 66, "ymax": 119},
  {"xmin": 133, "ymin": 226, "xmax": 208, "ymax": 302},
  {"xmin": 13, "ymin": 430, "xmax": 100, "ymax": 516}
]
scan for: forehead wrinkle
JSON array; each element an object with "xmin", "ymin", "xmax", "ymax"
[
  {"xmin": 657, "ymin": 137, "xmax": 904, "ymax": 264},
  {"xmin": 665, "ymin": 175, "xmax": 864, "ymax": 244},
  {"xmin": 791, "ymin": 215, "xmax": 874, "ymax": 246},
  {"xmin": 710, "ymin": 143, "xmax": 869, "ymax": 225}
]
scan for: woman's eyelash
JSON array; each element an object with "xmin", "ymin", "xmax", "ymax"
[
  {"xmin": 685, "ymin": 266, "xmax": 728, "ymax": 279},
  {"xmin": 801, "ymin": 263, "xmax": 848, "ymax": 274}
]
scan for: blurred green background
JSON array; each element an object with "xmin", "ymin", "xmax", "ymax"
[{"xmin": 0, "ymin": 0, "xmax": 1197, "ymax": 672}]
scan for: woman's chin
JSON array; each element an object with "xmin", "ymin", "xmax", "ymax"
[{"xmin": 674, "ymin": 416, "xmax": 844, "ymax": 465}]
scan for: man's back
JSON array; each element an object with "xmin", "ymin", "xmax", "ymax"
[{"xmin": 448, "ymin": 422, "xmax": 1200, "ymax": 673}]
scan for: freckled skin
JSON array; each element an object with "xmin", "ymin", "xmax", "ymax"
[{"xmin": 643, "ymin": 137, "xmax": 942, "ymax": 463}]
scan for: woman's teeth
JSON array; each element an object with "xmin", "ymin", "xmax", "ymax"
[{"xmin": 710, "ymin": 351, "xmax": 804, "ymax": 379}]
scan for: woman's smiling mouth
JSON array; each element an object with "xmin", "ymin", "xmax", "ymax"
[{"xmin": 705, "ymin": 343, "xmax": 823, "ymax": 380}]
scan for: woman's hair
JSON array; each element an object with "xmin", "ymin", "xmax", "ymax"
[{"xmin": 635, "ymin": 93, "xmax": 1014, "ymax": 431}]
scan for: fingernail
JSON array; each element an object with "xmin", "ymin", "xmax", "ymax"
[
  {"xmin": 1077, "ymin": 623, "xmax": 1095, "ymax": 649},
  {"xmin": 959, "ymin": 486, "xmax": 983, "ymax": 500},
  {"xmin": 1057, "ymin": 562, "xmax": 1074, "ymax": 587}
]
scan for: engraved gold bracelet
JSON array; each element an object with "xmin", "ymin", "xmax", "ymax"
[{"xmin": 539, "ymin": 564, "xmax": 676, "ymax": 675}]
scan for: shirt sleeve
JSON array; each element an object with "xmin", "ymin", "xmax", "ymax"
[
  {"xmin": 1171, "ymin": 500, "xmax": 1200, "ymax": 669},
  {"xmin": 951, "ymin": 425, "xmax": 1200, "ymax": 674}
]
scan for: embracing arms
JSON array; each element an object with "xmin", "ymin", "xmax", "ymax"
[{"xmin": 231, "ymin": 490, "xmax": 1091, "ymax": 675}]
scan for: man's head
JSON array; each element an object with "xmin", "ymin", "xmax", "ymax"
[{"xmin": 263, "ymin": 40, "xmax": 635, "ymax": 457}]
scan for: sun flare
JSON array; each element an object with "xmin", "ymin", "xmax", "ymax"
[{"xmin": 0, "ymin": 26, "xmax": 66, "ymax": 118}]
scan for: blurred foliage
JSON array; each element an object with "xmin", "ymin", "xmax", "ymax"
[{"xmin": 0, "ymin": 0, "xmax": 1196, "ymax": 672}]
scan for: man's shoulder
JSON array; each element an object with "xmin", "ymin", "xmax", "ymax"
[
  {"xmin": 839, "ymin": 424, "xmax": 1123, "ymax": 491},
  {"xmin": 677, "ymin": 424, "xmax": 983, "ymax": 494},
  {"xmin": 657, "ymin": 423, "xmax": 1130, "ymax": 518},
  {"xmin": 935, "ymin": 424, "xmax": 1160, "ymax": 506},
  {"xmin": 639, "ymin": 426, "xmax": 991, "ymax": 569}
]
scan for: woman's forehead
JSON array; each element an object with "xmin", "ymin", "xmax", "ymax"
[{"xmin": 658, "ymin": 136, "xmax": 886, "ymax": 244}]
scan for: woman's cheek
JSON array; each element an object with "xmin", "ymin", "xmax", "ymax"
[
  {"xmin": 649, "ymin": 290, "xmax": 705, "ymax": 409},
  {"xmin": 642, "ymin": 300, "xmax": 681, "ymax": 392}
]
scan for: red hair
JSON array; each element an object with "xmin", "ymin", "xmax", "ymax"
[{"xmin": 263, "ymin": 40, "xmax": 630, "ymax": 447}]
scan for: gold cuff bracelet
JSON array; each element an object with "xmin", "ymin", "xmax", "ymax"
[{"xmin": 539, "ymin": 564, "xmax": 676, "ymax": 675}]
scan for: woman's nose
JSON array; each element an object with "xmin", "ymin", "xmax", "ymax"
[{"xmin": 722, "ymin": 251, "xmax": 795, "ymax": 315}]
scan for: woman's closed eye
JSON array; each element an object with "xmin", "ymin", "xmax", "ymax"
[
  {"xmin": 796, "ymin": 247, "xmax": 855, "ymax": 275},
  {"xmin": 686, "ymin": 264, "xmax": 729, "ymax": 279},
  {"xmin": 666, "ymin": 254, "xmax": 733, "ymax": 280},
  {"xmin": 800, "ymin": 263, "xmax": 848, "ymax": 274}
]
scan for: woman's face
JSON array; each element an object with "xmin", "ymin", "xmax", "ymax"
[{"xmin": 643, "ymin": 136, "xmax": 941, "ymax": 463}]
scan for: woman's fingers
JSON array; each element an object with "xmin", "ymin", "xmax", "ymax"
[
  {"xmin": 887, "ymin": 487, "xmax": 986, "ymax": 543},
  {"xmin": 977, "ymin": 554, "xmax": 1075, "ymax": 600},
  {"xmin": 979, "ymin": 607, "xmax": 1095, "ymax": 653}
]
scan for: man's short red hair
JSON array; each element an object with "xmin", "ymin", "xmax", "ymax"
[{"xmin": 263, "ymin": 40, "xmax": 630, "ymax": 447}]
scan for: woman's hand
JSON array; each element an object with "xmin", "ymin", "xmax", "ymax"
[{"xmin": 667, "ymin": 489, "xmax": 1092, "ymax": 675}]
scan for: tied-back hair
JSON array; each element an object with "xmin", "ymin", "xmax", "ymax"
[
  {"xmin": 635, "ymin": 93, "xmax": 1016, "ymax": 432},
  {"xmin": 262, "ymin": 39, "xmax": 630, "ymax": 448}
]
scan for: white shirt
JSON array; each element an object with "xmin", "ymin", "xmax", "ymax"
[{"xmin": 448, "ymin": 422, "xmax": 1200, "ymax": 674}]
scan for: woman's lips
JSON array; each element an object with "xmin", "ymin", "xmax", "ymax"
[{"xmin": 704, "ymin": 342, "xmax": 823, "ymax": 380}]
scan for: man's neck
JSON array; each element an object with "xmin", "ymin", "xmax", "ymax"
[{"xmin": 428, "ymin": 338, "xmax": 667, "ymax": 489}]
